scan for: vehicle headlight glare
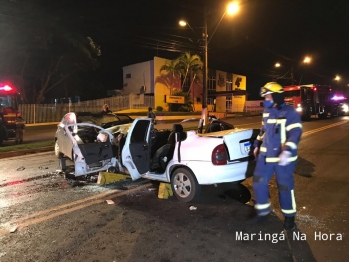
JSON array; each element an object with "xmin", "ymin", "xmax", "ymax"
[{"xmin": 342, "ymin": 104, "xmax": 349, "ymax": 112}]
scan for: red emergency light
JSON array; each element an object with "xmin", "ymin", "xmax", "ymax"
[{"xmin": 0, "ymin": 85, "xmax": 12, "ymax": 91}]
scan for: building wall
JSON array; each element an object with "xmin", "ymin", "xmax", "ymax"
[
  {"xmin": 122, "ymin": 61, "xmax": 152, "ymax": 95},
  {"xmin": 232, "ymin": 74, "xmax": 247, "ymax": 112},
  {"xmin": 215, "ymin": 70, "xmax": 226, "ymax": 112}
]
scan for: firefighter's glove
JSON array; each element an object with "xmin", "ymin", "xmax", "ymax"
[
  {"xmin": 253, "ymin": 147, "xmax": 259, "ymax": 157},
  {"xmin": 278, "ymin": 151, "xmax": 292, "ymax": 166}
]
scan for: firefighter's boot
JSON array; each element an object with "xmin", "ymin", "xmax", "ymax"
[{"xmin": 284, "ymin": 216, "xmax": 295, "ymax": 230}]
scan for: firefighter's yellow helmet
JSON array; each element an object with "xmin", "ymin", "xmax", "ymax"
[{"xmin": 260, "ymin": 82, "xmax": 284, "ymax": 97}]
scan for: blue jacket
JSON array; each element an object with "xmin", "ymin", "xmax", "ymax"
[{"xmin": 253, "ymin": 103, "xmax": 302, "ymax": 163}]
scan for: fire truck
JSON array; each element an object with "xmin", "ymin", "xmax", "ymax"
[
  {"xmin": 0, "ymin": 85, "xmax": 22, "ymax": 145},
  {"xmin": 283, "ymin": 84, "xmax": 348, "ymax": 121}
]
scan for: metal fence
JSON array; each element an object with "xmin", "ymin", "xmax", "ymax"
[{"xmin": 20, "ymin": 94, "xmax": 154, "ymax": 124}]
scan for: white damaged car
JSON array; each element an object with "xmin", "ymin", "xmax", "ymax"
[{"xmin": 64, "ymin": 118, "xmax": 258, "ymax": 202}]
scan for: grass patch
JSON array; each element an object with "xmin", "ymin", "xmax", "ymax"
[{"xmin": 0, "ymin": 141, "xmax": 54, "ymax": 152}]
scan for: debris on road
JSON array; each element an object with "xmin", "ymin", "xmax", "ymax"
[
  {"xmin": 106, "ymin": 200, "xmax": 115, "ymax": 204},
  {"xmin": 189, "ymin": 206, "xmax": 197, "ymax": 211},
  {"xmin": 10, "ymin": 226, "xmax": 17, "ymax": 233},
  {"xmin": 16, "ymin": 166, "xmax": 25, "ymax": 171}
]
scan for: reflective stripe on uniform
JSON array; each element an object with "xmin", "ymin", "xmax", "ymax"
[
  {"xmin": 285, "ymin": 141, "xmax": 297, "ymax": 149},
  {"xmin": 260, "ymin": 146, "xmax": 267, "ymax": 152},
  {"xmin": 256, "ymin": 133, "xmax": 265, "ymax": 141},
  {"xmin": 286, "ymin": 123, "xmax": 302, "ymax": 131},
  {"xmin": 265, "ymin": 119, "xmax": 287, "ymax": 144},
  {"xmin": 266, "ymin": 119, "xmax": 286, "ymax": 124},
  {"xmin": 255, "ymin": 202, "xmax": 271, "ymax": 210},
  {"xmin": 265, "ymin": 156, "xmax": 298, "ymax": 163},
  {"xmin": 263, "ymin": 113, "xmax": 270, "ymax": 118},
  {"xmin": 282, "ymin": 189, "xmax": 296, "ymax": 214}
]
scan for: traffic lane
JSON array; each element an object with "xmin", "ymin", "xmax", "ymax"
[
  {"xmin": 0, "ymin": 180, "xmax": 311, "ymax": 262},
  {"xmin": 0, "ymin": 152, "xmax": 59, "ymax": 184},
  {"xmin": 279, "ymin": 119, "xmax": 348, "ymax": 261}
]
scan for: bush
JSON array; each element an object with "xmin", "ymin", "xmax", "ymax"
[{"xmin": 156, "ymin": 106, "xmax": 163, "ymax": 112}]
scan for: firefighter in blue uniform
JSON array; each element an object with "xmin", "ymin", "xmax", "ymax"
[{"xmin": 252, "ymin": 82, "xmax": 302, "ymax": 230}]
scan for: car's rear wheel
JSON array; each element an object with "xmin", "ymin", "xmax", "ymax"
[
  {"xmin": 171, "ymin": 168, "xmax": 200, "ymax": 202},
  {"xmin": 54, "ymin": 140, "xmax": 64, "ymax": 158}
]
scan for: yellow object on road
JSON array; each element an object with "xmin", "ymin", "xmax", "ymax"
[
  {"xmin": 97, "ymin": 172, "xmax": 131, "ymax": 185},
  {"xmin": 158, "ymin": 182, "xmax": 173, "ymax": 199}
]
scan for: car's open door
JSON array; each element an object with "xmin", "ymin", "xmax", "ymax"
[{"xmin": 122, "ymin": 118, "xmax": 152, "ymax": 180}]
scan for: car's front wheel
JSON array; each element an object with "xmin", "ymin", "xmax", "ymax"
[
  {"xmin": 171, "ymin": 168, "xmax": 200, "ymax": 202},
  {"xmin": 54, "ymin": 140, "xmax": 63, "ymax": 158}
]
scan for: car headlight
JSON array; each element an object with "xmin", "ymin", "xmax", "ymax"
[{"xmin": 342, "ymin": 104, "xmax": 349, "ymax": 112}]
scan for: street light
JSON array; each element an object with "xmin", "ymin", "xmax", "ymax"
[
  {"xmin": 274, "ymin": 56, "xmax": 312, "ymax": 85},
  {"xmin": 334, "ymin": 75, "xmax": 341, "ymax": 81},
  {"xmin": 181, "ymin": 2, "xmax": 239, "ymax": 125}
]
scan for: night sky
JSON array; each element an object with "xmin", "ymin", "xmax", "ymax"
[{"xmin": 7, "ymin": 0, "xmax": 349, "ymax": 98}]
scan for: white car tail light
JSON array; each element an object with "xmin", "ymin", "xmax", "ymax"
[{"xmin": 211, "ymin": 144, "xmax": 228, "ymax": 165}]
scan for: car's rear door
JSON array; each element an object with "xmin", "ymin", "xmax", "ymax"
[{"xmin": 122, "ymin": 119, "xmax": 152, "ymax": 179}]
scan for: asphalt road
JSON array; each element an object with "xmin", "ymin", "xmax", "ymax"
[{"xmin": 0, "ymin": 116, "xmax": 348, "ymax": 261}]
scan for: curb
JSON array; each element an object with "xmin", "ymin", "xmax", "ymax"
[{"xmin": 0, "ymin": 146, "xmax": 53, "ymax": 159}]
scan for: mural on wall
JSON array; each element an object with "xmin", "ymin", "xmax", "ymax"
[
  {"xmin": 232, "ymin": 74, "xmax": 246, "ymax": 112},
  {"xmin": 155, "ymin": 52, "xmax": 203, "ymax": 111}
]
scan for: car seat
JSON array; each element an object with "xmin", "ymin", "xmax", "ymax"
[{"xmin": 151, "ymin": 124, "xmax": 186, "ymax": 172}]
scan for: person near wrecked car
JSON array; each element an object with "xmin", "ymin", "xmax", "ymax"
[
  {"xmin": 15, "ymin": 116, "xmax": 26, "ymax": 144},
  {"xmin": 0, "ymin": 106, "xmax": 8, "ymax": 141},
  {"xmin": 251, "ymin": 82, "xmax": 302, "ymax": 230},
  {"xmin": 147, "ymin": 107, "xmax": 156, "ymax": 124},
  {"xmin": 101, "ymin": 104, "xmax": 112, "ymax": 114}
]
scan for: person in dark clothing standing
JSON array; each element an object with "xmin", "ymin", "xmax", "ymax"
[
  {"xmin": 251, "ymin": 82, "xmax": 302, "ymax": 230},
  {"xmin": 0, "ymin": 106, "xmax": 8, "ymax": 141},
  {"xmin": 15, "ymin": 116, "xmax": 26, "ymax": 144},
  {"xmin": 147, "ymin": 107, "xmax": 156, "ymax": 124}
]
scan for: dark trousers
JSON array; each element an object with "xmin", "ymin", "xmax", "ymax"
[
  {"xmin": 15, "ymin": 129, "xmax": 24, "ymax": 142},
  {"xmin": 253, "ymin": 155, "xmax": 297, "ymax": 217}
]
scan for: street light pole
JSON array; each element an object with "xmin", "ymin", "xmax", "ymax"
[{"xmin": 202, "ymin": 6, "xmax": 209, "ymax": 125}]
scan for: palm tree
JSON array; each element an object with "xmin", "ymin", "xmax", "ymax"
[
  {"xmin": 177, "ymin": 52, "xmax": 203, "ymax": 91},
  {"xmin": 159, "ymin": 58, "xmax": 181, "ymax": 94}
]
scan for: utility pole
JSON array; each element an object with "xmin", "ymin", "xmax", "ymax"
[{"xmin": 202, "ymin": 6, "xmax": 209, "ymax": 126}]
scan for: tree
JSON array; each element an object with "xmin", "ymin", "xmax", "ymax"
[
  {"xmin": 159, "ymin": 52, "xmax": 203, "ymax": 95},
  {"xmin": 0, "ymin": 0, "xmax": 101, "ymax": 103},
  {"xmin": 159, "ymin": 58, "xmax": 182, "ymax": 94},
  {"xmin": 177, "ymin": 52, "xmax": 203, "ymax": 92}
]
